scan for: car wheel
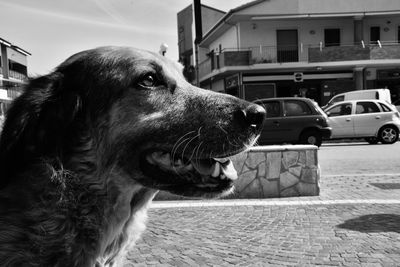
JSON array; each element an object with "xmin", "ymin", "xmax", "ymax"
[
  {"xmin": 378, "ymin": 125, "xmax": 399, "ymax": 144},
  {"xmin": 365, "ymin": 137, "xmax": 379, "ymax": 144},
  {"xmin": 300, "ymin": 130, "xmax": 322, "ymax": 147}
]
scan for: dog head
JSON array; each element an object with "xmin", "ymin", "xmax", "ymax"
[{"xmin": 0, "ymin": 46, "xmax": 265, "ymax": 198}]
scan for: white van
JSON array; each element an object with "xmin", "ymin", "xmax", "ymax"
[{"xmin": 323, "ymin": 89, "xmax": 391, "ymax": 109}]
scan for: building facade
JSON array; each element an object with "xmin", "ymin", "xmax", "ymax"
[
  {"xmin": 177, "ymin": 3, "xmax": 226, "ymax": 83},
  {"xmin": 187, "ymin": 0, "xmax": 400, "ymax": 105},
  {"xmin": 0, "ymin": 37, "xmax": 30, "ymax": 114}
]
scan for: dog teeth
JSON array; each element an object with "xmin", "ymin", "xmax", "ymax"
[
  {"xmin": 220, "ymin": 160, "xmax": 238, "ymax": 181},
  {"xmin": 174, "ymin": 159, "xmax": 184, "ymax": 167},
  {"xmin": 146, "ymin": 151, "xmax": 238, "ymax": 182},
  {"xmin": 211, "ymin": 162, "xmax": 221, "ymax": 177},
  {"xmin": 151, "ymin": 152, "xmax": 171, "ymax": 167},
  {"xmin": 184, "ymin": 164, "xmax": 193, "ymax": 171}
]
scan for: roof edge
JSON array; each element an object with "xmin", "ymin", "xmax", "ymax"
[
  {"xmin": 200, "ymin": 0, "xmax": 268, "ymax": 46},
  {"xmin": 0, "ymin": 37, "xmax": 31, "ymax": 55}
]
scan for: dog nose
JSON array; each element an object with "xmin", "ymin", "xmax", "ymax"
[{"xmin": 241, "ymin": 104, "xmax": 266, "ymax": 131}]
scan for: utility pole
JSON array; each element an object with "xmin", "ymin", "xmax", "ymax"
[{"xmin": 193, "ymin": 0, "xmax": 202, "ymax": 86}]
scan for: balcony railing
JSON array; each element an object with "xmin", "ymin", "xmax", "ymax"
[
  {"xmin": 309, "ymin": 41, "xmax": 400, "ymax": 62},
  {"xmin": 8, "ymin": 70, "xmax": 28, "ymax": 81},
  {"xmin": 198, "ymin": 41, "xmax": 400, "ymax": 79},
  {"xmin": 249, "ymin": 45, "xmax": 302, "ymax": 64}
]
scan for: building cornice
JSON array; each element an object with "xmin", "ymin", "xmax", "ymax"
[{"xmin": 200, "ymin": 59, "xmax": 400, "ymax": 83}]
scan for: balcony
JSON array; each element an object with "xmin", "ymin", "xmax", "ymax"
[
  {"xmin": 198, "ymin": 42, "xmax": 400, "ymax": 80},
  {"xmin": 199, "ymin": 49, "xmax": 251, "ymax": 79},
  {"xmin": 8, "ymin": 70, "xmax": 28, "ymax": 81},
  {"xmin": 309, "ymin": 41, "xmax": 400, "ymax": 62}
]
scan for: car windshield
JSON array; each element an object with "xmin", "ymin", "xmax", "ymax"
[{"xmin": 328, "ymin": 95, "xmax": 344, "ymax": 106}]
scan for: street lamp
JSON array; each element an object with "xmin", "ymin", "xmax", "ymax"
[{"xmin": 159, "ymin": 43, "xmax": 168, "ymax": 56}]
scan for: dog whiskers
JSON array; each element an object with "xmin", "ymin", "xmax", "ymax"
[
  {"xmin": 171, "ymin": 131, "xmax": 196, "ymax": 164},
  {"xmin": 218, "ymin": 125, "xmax": 228, "ymax": 135},
  {"xmin": 171, "ymin": 131, "xmax": 195, "ymax": 154},
  {"xmin": 179, "ymin": 127, "xmax": 202, "ymax": 162}
]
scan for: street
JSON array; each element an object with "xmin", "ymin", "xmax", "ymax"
[
  {"xmin": 319, "ymin": 141, "xmax": 400, "ymax": 175},
  {"xmin": 125, "ymin": 142, "xmax": 400, "ymax": 266}
]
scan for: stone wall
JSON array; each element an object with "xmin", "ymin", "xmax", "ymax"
[
  {"xmin": 228, "ymin": 145, "xmax": 320, "ymax": 199},
  {"xmin": 155, "ymin": 145, "xmax": 320, "ymax": 200}
]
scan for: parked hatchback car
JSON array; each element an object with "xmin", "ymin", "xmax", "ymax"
[
  {"xmin": 254, "ymin": 97, "xmax": 332, "ymax": 146},
  {"xmin": 324, "ymin": 99, "xmax": 400, "ymax": 144}
]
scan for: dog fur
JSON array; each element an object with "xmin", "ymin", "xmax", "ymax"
[{"xmin": 0, "ymin": 46, "xmax": 265, "ymax": 266}]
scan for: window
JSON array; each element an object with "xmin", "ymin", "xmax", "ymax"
[
  {"xmin": 370, "ymin": 26, "xmax": 380, "ymax": 44},
  {"xmin": 379, "ymin": 103, "xmax": 391, "ymax": 112},
  {"xmin": 324, "ymin": 29, "xmax": 341, "ymax": 47},
  {"xmin": 356, "ymin": 101, "xmax": 380, "ymax": 114},
  {"xmin": 284, "ymin": 100, "xmax": 312, "ymax": 117},
  {"xmin": 327, "ymin": 103, "xmax": 352, "ymax": 117},
  {"xmin": 262, "ymin": 101, "xmax": 281, "ymax": 118}
]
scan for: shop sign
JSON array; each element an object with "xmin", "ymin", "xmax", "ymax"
[{"xmin": 294, "ymin": 72, "xmax": 303, "ymax": 82}]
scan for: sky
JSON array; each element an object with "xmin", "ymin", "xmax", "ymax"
[{"xmin": 0, "ymin": 0, "xmax": 251, "ymax": 76}]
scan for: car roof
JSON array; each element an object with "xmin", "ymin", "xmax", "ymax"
[
  {"xmin": 254, "ymin": 97, "xmax": 312, "ymax": 102},
  {"xmin": 329, "ymin": 99, "xmax": 389, "ymax": 105},
  {"xmin": 326, "ymin": 99, "xmax": 396, "ymax": 110}
]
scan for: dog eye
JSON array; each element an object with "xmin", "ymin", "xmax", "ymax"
[{"xmin": 139, "ymin": 74, "xmax": 157, "ymax": 88}]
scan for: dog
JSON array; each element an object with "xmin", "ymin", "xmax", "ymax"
[{"xmin": 0, "ymin": 46, "xmax": 265, "ymax": 266}]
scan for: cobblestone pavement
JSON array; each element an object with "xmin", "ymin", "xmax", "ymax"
[{"xmin": 124, "ymin": 174, "xmax": 400, "ymax": 267}]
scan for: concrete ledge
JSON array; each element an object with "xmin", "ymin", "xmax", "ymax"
[{"xmin": 155, "ymin": 145, "xmax": 320, "ymax": 200}]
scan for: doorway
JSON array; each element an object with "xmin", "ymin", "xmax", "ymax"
[{"xmin": 277, "ymin": 30, "xmax": 298, "ymax": 63}]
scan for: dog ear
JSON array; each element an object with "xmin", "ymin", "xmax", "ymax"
[{"xmin": 0, "ymin": 73, "xmax": 82, "ymax": 185}]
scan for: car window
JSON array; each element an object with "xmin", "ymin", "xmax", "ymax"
[
  {"xmin": 355, "ymin": 101, "xmax": 380, "ymax": 114},
  {"xmin": 379, "ymin": 102, "xmax": 391, "ymax": 112},
  {"xmin": 261, "ymin": 101, "xmax": 281, "ymax": 118},
  {"xmin": 284, "ymin": 100, "xmax": 312, "ymax": 117},
  {"xmin": 326, "ymin": 103, "xmax": 352, "ymax": 116},
  {"xmin": 330, "ymin": 95, "xmax": 344, "ymax": 105}
]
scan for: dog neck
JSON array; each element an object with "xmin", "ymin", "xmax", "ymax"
[
  {"xmin": 3, "ymin": 158, "xmax": 159, "ymax": 266},
  {"xmin": 98, "ymin": 170, "xmax": 158, "ymax": 266}
]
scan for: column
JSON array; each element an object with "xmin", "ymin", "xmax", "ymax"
[
  {"xmin": 354, "ymin": 67, "xmax": 365, "ymax": 90},
  {"xmin": 1, "ymin": 44, "xmax": 9, "ymax": 79}
]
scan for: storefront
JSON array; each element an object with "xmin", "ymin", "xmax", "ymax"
[{"xmin": 238, "ymin": 71, "xmax": 354, "ymax": 105}]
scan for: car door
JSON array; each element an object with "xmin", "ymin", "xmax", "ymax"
[
  {"xmin": 326, "ymin": 102, "xmax": 355, "ymax": 138},
  {"xmin": 352, "ymin": 101, "xmax": 389, "ymax": 136},
  {"xmin": 279, "ymin": 99, "xmax": 315, "ymax": 141},
  {"xmin": 257, "ymin": 100, "xmax": 284, "ymax": 144}
]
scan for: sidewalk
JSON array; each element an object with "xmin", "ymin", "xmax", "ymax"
[{"xmin": 124, "ymin": 174, "xmax": 400, "ymax": 267}]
